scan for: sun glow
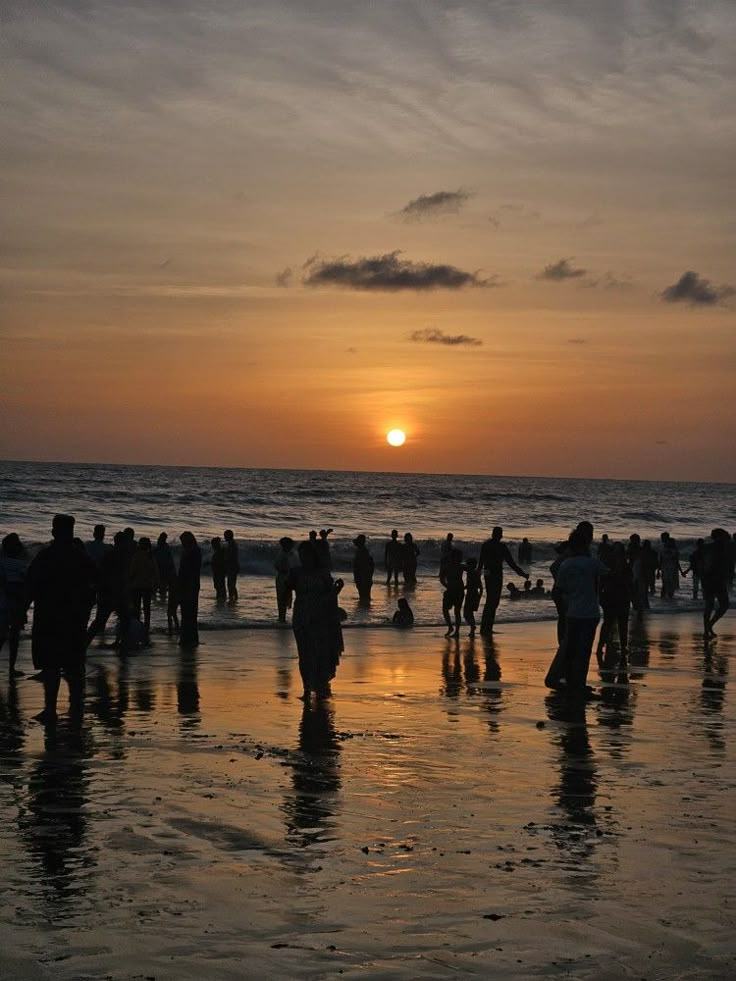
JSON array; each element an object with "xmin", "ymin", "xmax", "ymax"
[{"xmin": 386, "ymin": 429, "xmax": 406, "ymax": 447}]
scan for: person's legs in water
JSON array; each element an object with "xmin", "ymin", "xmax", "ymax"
[
  {"xmin": 565, "ymin": 618, "xmax": 599, "ymax": 694},
  {"xmin": 442, "ymin": 593, "xmax": 454, "ymax": 637},
  {"xmin": 480, "ymin": 576, "xmax": 502, "ymax": 635},
  {"xmin": 37, "ymin": 669, "xmax": 62, "ymax": 724},
  {"xmin": 705, "ymin": 585, "xmax": 729, "ymax": 637}
]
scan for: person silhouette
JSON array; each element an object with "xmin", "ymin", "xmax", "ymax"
[
  {"xmin": 25, "ymin": 515, "xmax": 96, "ymax": 724},
  {"xmin": 274, "ymin": 536, "xmax": 297, "ymax": 622},
  {"xmin": 402, "ymin": 532, "xmax": 420, "ymax": 586},
  {"xmin": 518, "ymin": 537, "xmax": 533, "ymax": 564},
  {"xmin": 289, "ymin": 541, "xmax": 344, "ymax": 699},
  {"xmin": 128, "ymin": 536, "xmax": 158, "ymax": 641},
  {"xmin": 463, "ymin": 557, "xmax": 483, "ymax": 637},
  {"xmin": 352, "ymin": 534, "xmax": 374, "ymax": 602},
  {"xmin": 440, "ymin": 548, "xmax": 464, "ymax": 638},
  {"xmin": 210, "ymin": 537, "xmax": 227, "ymax": 603},
  {"xmin": 477, "ymin": 527, "xmax": 529, "ymax": 634},
  {"xmin": 222, "ymin": 529, "xmax": 239, "ymax": 603},
  {"xmin": 316, "ymin": 529, "xmax": 333, "ymax": 572},
  {"xmin": 384, "ymin": 529, "xmax": 402, "ymax": 586},
  {"xmin": 0, "ymin": 533, "xmax": 28, "ymax": 677},
  {"xmin": 702, "ymin": 528, "xmax": 731, "ymax": 639},
  {"xmin": 392, "ymin": 597, "xmax": 414, "ymax": 628},
  {"xmin": 178, "ymin": 532, "xmax": 201, "ymax": 647},
  {"xmin": 153, "ymin": 532, "xmax": 176, "ymax": 602}
]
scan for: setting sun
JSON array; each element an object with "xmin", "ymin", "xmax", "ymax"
[{"xmin": 386, "ymin": 429, "xmax": 406, "ymax": 447}]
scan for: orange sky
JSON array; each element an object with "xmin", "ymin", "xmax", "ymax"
[{"xmin": 1, "ymin": 2, "xmax": 734, "ymax": 480}]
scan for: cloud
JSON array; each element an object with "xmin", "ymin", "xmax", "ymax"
[
  {"xmin": 302, "ymin": 251, "xmax": 489, "ymax": 291},
  {"xmin": 398, "ymin": 190, "xmax": 472, "ymax": 222},
  {"xmin": 567, "ymin": 337, "xmax": 588, "ymax": 345},
  {"xmin": 656, "ymin": 440, "xmax": 670, "ymax": 446},
  {"xmin": 275, "ymin": 267, "xmax": 292, "ymax": 287},
  {"xmin": 661, "ymin": 270, "xmax": 735, "ymax": 306},
  {"xmin": 582, "ymin": 271, "xmax": 634, "ymax": 290},
  {"xmin": 538, "ymin": 257, "xmax": 587, "ymax": 281},
  {"xmin": 409, "ymin": 328, "xmax": 482, "ymax": 347}
]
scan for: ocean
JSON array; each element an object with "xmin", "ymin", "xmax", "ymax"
[{"xmin": 1, "ymin": 460, "xmax": 734, "ymax": 631}]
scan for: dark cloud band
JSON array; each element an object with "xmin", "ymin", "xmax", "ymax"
[
  {"xmin": 398, "ymin": 190, "xmax": 472, "ymax": 221},
  {"xmin": 303, "ymin": 252, "xmax": 487, "ymax": 291},
  {"xmin": 661, "ymin": 270, "xmax": 734, "ymax": 306},
  {"xmin": 409, "ymin": 328, "xmax": 482, "ymax": 347}
]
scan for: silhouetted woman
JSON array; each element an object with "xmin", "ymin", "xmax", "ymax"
[
  {"xmin": 402, "ymin": 532, "xmax": 420, "ymax": 586},
  {"xmin": 129, "ymin": 536, "xmax": 158, "ymax": 640},
  {"xmin": 289, "ymin": 541, "xmax": 344, "ymax": 699},
  {"xmin": 274, "ymin": 537, "xmax": 296, "ymax": 623},
  {"xmin": 596, "ymin": 543, "xmax": 632, "ymax": 667},
  {"xmin": 210, "ymin": 537, "xmax": 227, "ymax": 603},
  {"xmin": 352, "ymin": 534, "xmax": 374, "ymax": 601},
  {"xmin": 440, "ymin": 548, "xmax": 464, "ymax": 638}
]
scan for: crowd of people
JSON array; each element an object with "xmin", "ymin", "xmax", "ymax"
[{"xmin": 0, "ymin": 515, "xmax": 734, "ymax": 721}]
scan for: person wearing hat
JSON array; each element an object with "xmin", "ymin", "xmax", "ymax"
[
  {"xmin": 25, "ymin": 514, "xmax": 97, "ymax": 723},
  {"xmin": 274, "ymin": 537, "xmax": 297, "ymax": 623},
  {"xmin": 352, "ymin": 534, "xmax": 374, "ymax": 602}
]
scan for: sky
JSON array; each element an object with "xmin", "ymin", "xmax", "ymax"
[{"xmin": 1, "ymin": 0, "xmax": 735, "ymax": 481}]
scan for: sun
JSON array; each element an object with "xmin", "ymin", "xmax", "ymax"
[{"xmin": 386, "ymin": 429, "xmax": 406, "ymax": 447}]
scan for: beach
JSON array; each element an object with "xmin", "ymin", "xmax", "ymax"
[{"xmin": 1, "ymin": 614, "xmax": 735, "ymax": 980}]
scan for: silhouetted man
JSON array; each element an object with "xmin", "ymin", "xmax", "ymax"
[
  {"xmin": 26, "ymin": 514, "xmax": 96, "ymax": 724},
  {"xmin": 384, "ymin": 529, "xmax": 402, "ymax": 586},
  {"xmin": 478, "ymin": 526, "xmax": 529, "ymax": 634},
  {"xmin": 702, "ymin": 528, "xmax": 731, "ymax": 639},
  {"xmin": 518, "ymin": 537, "xmax": 533, "ymax": 564}
]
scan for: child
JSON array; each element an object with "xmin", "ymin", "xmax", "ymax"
[
  {"xmin": 440, "ymin": 548, "xmax": 464, "ymax": 637},
  {"xmin": 392, "ymin": 597, "xmax": 414, "ymax": 628},
  {"xmin": 463, "ymin": 557, "xmax": 483, "ymax": 638}
]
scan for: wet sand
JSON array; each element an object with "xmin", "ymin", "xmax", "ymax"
[{"xmin": 1, "ymin": 614, "xmax": 735, "ymax": 980}]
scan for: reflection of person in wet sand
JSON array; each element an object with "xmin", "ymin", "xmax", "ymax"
[
  {"xmin": 284, "ymin": 699, "xmax": 341, "ymax": 850},
  {"xmin": 26, "ymin": 515, "xmax": 96, "ymax": 725}
]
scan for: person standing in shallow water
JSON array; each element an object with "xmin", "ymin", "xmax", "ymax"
[
  {"xmin": 153, "ymin": 532, "xmax": 176, "ymax": 602},
  {"xmin": 402, "ymin": 532, "xmax": 420, "ymax": 586},
  {"xmin": 289, "ymin": 541, "xmax": 344, "ymax": 699},
  {"xmin": 274, "ymin": 537, "xmax": 297, "ymax": 623},
  {"xmin": 222, "ymin": 529, "xmax": 239, "ymax": 603},
  {"xmin": 477, "ymin": 527, "xmax": 529, "ymax": 635},
  {"xmin": 440, "ymin": 548, "xmax": 465, "ymax": 638},
  {"xmin": 701, "ymin": 528, "xmax": 731, "ymax": 640},
  {"xmin": 463, "ymin": 557, "xmax": 483, "ymax": 638},
  {"xmin": 25, "ymin": 514, "xmax": 96, "ymax": 724},
  {"xmin": 352, "ymin": 534, "xmax": 374, "ymax": 602},
  {"xmin": 178, "ymin": 532, "xmax": 201, "ymax": 647},
  {"xmin": 384, "ymin": 529, "xmax": 403, "ymax": 586},
  {"xmin": 210, "ymin": 537, "xmax": 227, "ymax": 604},
  {"xmin": 0, "ymin": 533, "xmax": 28, "ymax": 677}
]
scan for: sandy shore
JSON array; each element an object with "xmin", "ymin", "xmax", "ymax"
[{"xmin": 1, "ymin": 614, "xmax": 734, "ymax": 979}]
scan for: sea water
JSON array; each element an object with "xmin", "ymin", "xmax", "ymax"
[{"xmin": 1, "ymin": 460, "xmax": 734, "ymax": 630}]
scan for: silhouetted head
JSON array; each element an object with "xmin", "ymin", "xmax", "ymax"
[
  {"xmin": 223, "ymin": 529, "xmax": 234, "ymax": 542},
  {"xmin": 535, "ymin": 578, "xmax": 544, "ymax": 589},
  {"xmin": 52, "ymin": 513, "xmax": 75, "ymax": 542},
  {"xmin": 138, "ymin": 536, "xmax": 151, "ymax": 551},
  {"xmin": 353, "ymin": 534, "xmax": 367, "ymax": 548},
  {"xmin": 601, "ymin": 533, "xmax": 609, "ymax": 544},
  {"xmin": 1, "ymin": 533, "xmax": 23, "ymax": 558},
  {"xmin": 491, "ymin": 526, "xmax": 503, "ymax": 540},
  {"xmin": 180, "ymin": 531, "xmax": 196, "ymax": 550},
  {"xmin": 298, "ymin": 541, "xmax": 319, "ymax": 571},
  {"xmin": 696, "ymin": 538, "xmax": 704, "ymax": 547},
  {"xmin": 404, "ymin": 532, "xmax": 413, "ymax": 544},
  {"xmin": 308, "ymin": 530, "xmax": 318, "ymax": 542},
  {"xmin": 568, "ymin": 529, "xmax": 589, "ymax": 556},
  {"xmin": 211, "ymin": 536, "xmax": 222, "ymax": 550},
  {"xmin": 390, "ymin": 529, "xmax": 398, "ymax": 540},
  {"xmin": 93, "ymin": 524, "xmax": 105, "ymax": 541},
  {"xmin": 576, "ymin": 521, "xmax": 594, "ymax": 545},
  {"xmin": 629, "ymin": 533, "xmax": 641, "ymax": 546},
  {"xmin": 280, "ymin": 536, "xmax": 294, "ymax": 550},
  {"xmin": 319, "ymin": 528, "xmax": 332, "ymax": 540},
  {"xmin": 711, "ymin": 528, "xmax": 728, "ymax": 544},
  {"xmin": 398, "ymin": 598, "xmax": 411, "ymax": 610},
  {"xmin": 446, "ymin": 533, "xmax": 454, "ymax": 542},
  {"xmin": 157, "ymin": 532, "xmax": 168, "ymax": 546},
  {"xmin": 123, "ymin": 527, "xmax": 135, "ymax": 542},
  {"xmin": 523, "ymin": 579, "xmax": 532, "ymax": 591},
  {"xmin": 660, "ymin": 531, "xmax": 670, "ymax": 543},
  {"xmin": 522, "ymin": 537, "xmax": 529, "ymax": 544},
  {"xmin": 113, "ymin": 531, "xmax": 125, "ymax": 547}
]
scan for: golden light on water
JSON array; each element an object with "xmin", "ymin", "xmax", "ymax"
[{"xmin": 386, "ymin": 429, "xmax": 406, "ymax": 447}]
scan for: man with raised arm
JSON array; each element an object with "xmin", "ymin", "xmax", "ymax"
[{"xmin": 477, "ymin": 526, "xmax": 529, "ymax": 635}]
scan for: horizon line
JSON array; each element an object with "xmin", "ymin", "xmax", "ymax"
[{"xmin": 1, "ymin": 457, "xmax": 733, "ymax": 488}]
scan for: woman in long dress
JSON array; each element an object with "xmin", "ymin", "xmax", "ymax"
[{"xmin": 290, "ymin": 541, "xmax": 344, "ymax": 698}]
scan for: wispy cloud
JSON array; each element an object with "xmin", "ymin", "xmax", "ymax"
[
  {"xmin": 302, "ymin": 252, "xmax": 489, "ymax": 291},
  {"xmin": 661, "ymin": 270, "xmax": 734, "ymax": 306},
  {"xmin": 409, "ymin": 327, "xmax": 482, "ymax": 347},
  {"xmin": 538, "ymin": 257, "xmax": 587, "ymax": 281},
  {"xmin": 275, "ymin": 267, "xmax": 292, "ymax": 287},
  {"xmin": 397, "ymin": 189, "xmax": 472, "ymax": 222}
]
